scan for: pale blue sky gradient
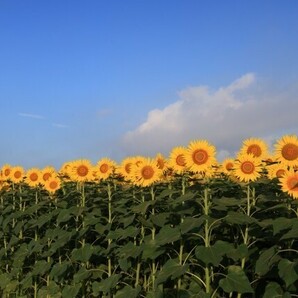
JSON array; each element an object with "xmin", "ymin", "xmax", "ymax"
[{"xmin": 1, "ymin": 1, "xmax": 298, "ymax": 168}]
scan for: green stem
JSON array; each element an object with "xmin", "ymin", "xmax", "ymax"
[
  {"xmin": 178, "ymin": 176, "xmax": 186, "ymax": 290},
  {"xmin": 204, "ymin": 188, "xmax": 211, "ymax": 294},
  {"xmin": 150, "ymin": 186, "xmax": 156, "ymax": 291},
  {"xmin": 237, "ymin": 185, "xmax": 253, "ymax": 298},
  {"xmin": 107, "ymin": 182, "xmax": 112, "ymax": 277}
]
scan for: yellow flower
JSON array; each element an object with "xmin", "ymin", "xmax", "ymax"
[
  {"xmin": 1, "ymin": 164, "xmax": 12, "ymax": 181},
  {"xmin": 10, "ymin": 166, "xmax": 25, "ymax": 184},
  {"xmin": 221, "ymin": 158, "xmax": 235, "ymax": 176},
  {"xmin": 274, "ymin": 135, "xmax": 298, "ymax": 167},
  {"xmin": 234, "ymin": 154, "xmax": 262, "ymax": 182},
  {"xmin": 185, "ymin": 140, "xmax": 217, "ymax": 173},
  {"xmin": 155, "ymin": 153, "xmax": 168, "ymax": 172},
  {"xmin": 168, "ymin": 146, "xmax": 188, "ymax": 174},
  {"xmin": 41, "ymin": 166, "xmax": 56, "ymax": 184},
  {"xmin": 25, "ymin": 168, "xmax": 42, "ymax": 187},
  {"xmin": 239, "ymin": 138, "xmax": 268, "ymax": 159},
  {"xmin": 94, "ymin": 158, "xmax": 117, "ymax": 181},
  {"xmin": 44, "ymin": 176, "xmax": 61, "ymax": 194},
  {"xmin": 132, "ymin": 158, "xmax": 162, "ymax": 187},
  {"xmin": 279, "ymin": 170, "xmax": 298, "ymax": 199},
  {"xmin": 116, "ymin": 157, "xmax": 136, "ymax": 181},
  {"xmin": 70, "ymin": 159, "xmax": 94, "ymax": 182},
  {"xmin": 266, "ymin": 163, "xmax": 288, "ymax": 180}
]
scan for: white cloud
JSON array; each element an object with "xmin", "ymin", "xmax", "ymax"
[
  {"xmin": 122, "ymin": 73, "xmax": 298, "ymax": 159},
  {"xmin": 18, "ymin": 112, "xmax": 45, "ymax": 119}
]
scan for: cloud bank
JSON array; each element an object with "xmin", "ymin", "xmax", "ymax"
[{"xmin": 122, "ymin": 73, "xmax": 298, "ymax": 159}]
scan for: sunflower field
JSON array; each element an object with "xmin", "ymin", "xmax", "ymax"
[{"xmin": 0, "ymin": 135, "xmax": 298, "ymax": 298}]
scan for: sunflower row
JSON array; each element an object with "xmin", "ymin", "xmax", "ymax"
[{"xmin": 1, "ymin": 134, "xmax": 298, "ymax": 198}]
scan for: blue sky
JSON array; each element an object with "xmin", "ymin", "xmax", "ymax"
[{"xmin": 1, "ymin": 0, "xmax": 298, "ymax": 169}]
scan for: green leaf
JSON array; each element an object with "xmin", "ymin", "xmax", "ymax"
[
  {"xmin": 155, "ymin": 259, "xmax": 188, "ymax": 286},
  {"xmin": 71, "ymin": 244, "xmax": 94, "ymax": 262},
  {"xmin": 155, "ymin": 225, "xmax": 180, "ymax": 245},
  {"xmin": 32, "ymin": 260, "xmax": 52, "ymax": 276},
  {"xmin": 278, "ymin": 259, "xmax": 298, "ymax": 288},
  {"xmin": 61, "ymin": 284, "xmax": 81, "ymax": 298},
  {"xmin": 263, "ymin": 282, "xmax": 283, "ymax": 298},
  {"xmin": 150, "ymin": 213, "xmax": 170, "ymax": 227},
  {"xmin": 180, "ymin": 216, "xmax": 206, "ymax": 234},
  {"xmin": 141, "ymin": 240, "xmax": 165, "ymax": 260},
  {"xmin": 132, "ymin": 201, "xmax": 154, "ymax": 214},
  {"xmin": 119, "ymin": 214, "xmax": 135, "ymax": 228},
  {"xmin": 92, "ymin": 274, "xmax": 121, "ymax": 294},
  {"xmin": 226, "ymin": 244, "xmax": 249, "ymax": 261},
  {"xmin": 117, "ymin": 242, "xmax": 142, "ymax": 259},
  {"xmin": 173, "ymin": 192, "xmax": 196, "ymax": 205},
  {"xmin": 219, "ymin": 265, "xmax": 253, "ymax": 294},
  {"xmin": 225, "ymin": 212, "xmax": 256, "ymax": 225},
  {"xmin": 73, "ymin": 267, "xmax": 91, "ymax": 283},
  {"xmin": 255, "ymin": 246, "xmax": 279, "ymax": 276},
  {"xmin": 56, "ymin": 208, "xmax": 72, "ymax": 224},
  {"xmin": 196, "ymin": 241, "xmax": 234, "ymax": 266},
  {"xmin": 280, "ymin": 221, "xmax": 298, "ymax": 240},
  {"xmin": 196, "ymin": 246, "xmax": 223, "ymax": 266},
  {"xmin": 0, "ymin": 273, "xmax": 11, "ymax": 290},
  {"xmin": 115, "ymin": 285, "xmax": 141, "ymax": 298},
  {"xmin": 50, "ymin": 262, "xmax": 71, "ymax": 279},
  {"xmin": 272, "ymin": 217, "xmax": 294, "ymax": 235}
]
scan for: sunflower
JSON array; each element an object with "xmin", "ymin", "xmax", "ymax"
[
  {"xmin": 25, "ymin": 168, "xmax": 42, "ymax": 187},
  {"xmin": 274, "ymin": 135, "xmax": 298, "ymax": 167},
  {"xmin": 266, "ymin": 163, "xmax": 288, "ymax": 180},
  {"xmin": 41, "ymin": 166, "xmax": 56, "ymax": 184},
  {"xmin": 185, "ymin": 140, "xmax": 217, "ymax": 173},
  {"xmin": 279, "ymin": 170, "xmax": 298, "ymax": 199},
  {"xmin": 1, "ymin": 164, "xmax": 12, "ymax": 181},
  {"xmin": 168, "ymin": 146, "xmax": 189, "ymax": 174},
  {"xmin": 155, "ymin": 153, "xmax": 168, "ymax": 172},
  {"xmin": 233, "ymin": 154, "xmax": 262, "ymax": 182},
  {"xmin": 239, "ymin": 138, "xmax": 268, "ymax": 159},
  {"xmin": 94, "ymin": 158, "xmax": 117, "ymax": 181},
  {"xmin": 132, "ymin": 158, "xmax": 162, "ymax": 187},
  {"xmin": 70, "ymin": 159, "xmax": 94, "ymax": 182},
  {"xmin": 44, "ymin": 176, "xmax": 61, "ymax": 194},
  {"xmin": 221, "ymin": 158, "xmax": 235, "ymax": 176},
  {"xmin": 10, "ymin": 166, "xmax": 25, "ymax": 184},
  {"xmin": 116, "ymin": 157, "xmax": 136, "ymax": 180}
]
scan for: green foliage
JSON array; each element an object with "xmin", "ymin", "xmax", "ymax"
[{"xmin": 0, "ymin": 178, "xmax": 297, "ymax": 297}]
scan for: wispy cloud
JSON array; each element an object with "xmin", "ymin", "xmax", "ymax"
[
  {"xmin": 52, "ymin": 123, "xmax": 69, "ymax": 128},
  {"xmin": 97, "ymin": 108, "xmax": 112, "ymax": 118},
  {"xmin": 18, "ymin": 112, "xmax": 45, "ymax": 120},
  {"xmin": 122, "ymin": 73, "xmax": 298, "ymax": 159}
]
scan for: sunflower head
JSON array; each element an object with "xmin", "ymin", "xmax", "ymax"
[
  {"xmin": 94, "ymin": 158, "xmax": 117, "ymax": 181},
  {"xmin": 115, "ymin": 157, "xmax": 136, "ymax": 181},
  {"xmin": 155, "ymin": 153, "xmax": 168, "ymax": 172},
  {"xmin": 1, "ymin": 164, "xmax": 12, "ymax": 181},
  {"xmin": 221, "ymin": 158, "xmax": 235, "ymax": 176},
  {"xmin": 41, "ymin": 166, "xmax": 56, "ymax": 184},
  {"xmin": 69, "ymin": 159, "xmax": 94, "ymax": 182},
  {"xmin": 132, "ymin": 158, "xmax": 162, "ymax": 187},
  {"xmin": 44, "ymin": 176, "xmax": 61, "ymax": 195},
  {"xmin": 168, "ymin": 146, "xmax": 189, "ymax": 175},
  {"xmin": 239, "ymin": 138, "xmax": 268, "ymax": 159},
  {"xmin": 274, "ymin": 135, "xmax": 298, "ymax": 166},
  {"xmin": 10, "ymin": 166, "xmax": 25, "ymax": 184},
  {"xmin": 266, "ymin": 163, "xmax": 288, "ymax": 180},
  {"xmin": 25, "ymin": 168, "xmax": 42, "ymax": 187},
  {"xmin": 233, "ymin": 154, "xmax": 262, "ymax": 182},
  {"xmin": 279, "ymin": 169, "xmax": 298, "ymax": 199}
]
